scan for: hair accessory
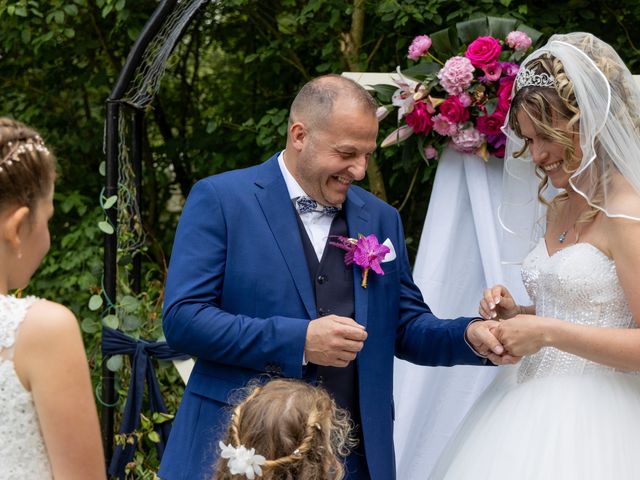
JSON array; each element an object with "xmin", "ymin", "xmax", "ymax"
[
  {"xmin": 0, "ymin": 136, "xmax": 50, "ymax": 172},
  {"xmin": 514, "ymin": 66, "xmax": 556, "ymax": 91},
  {"xmin": 314, "ymin": 422, "xmax": 322, "ymax": 431},
  {"xmin": 293, "ymin": 448, "xmax": 302, "ymax": 457},
  {"xmin": 219, "ymin": 441, "xmax": 266, "ymax": 480}
]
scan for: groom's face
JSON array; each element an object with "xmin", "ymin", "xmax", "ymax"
[{"xmin": 296, "ymin": 101, "xmax": 378, "ymax": 207}]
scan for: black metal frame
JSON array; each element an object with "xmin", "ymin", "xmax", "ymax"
[{"xmin": 102, "ymin": 0, "xmax": 197, "ymax": 466}]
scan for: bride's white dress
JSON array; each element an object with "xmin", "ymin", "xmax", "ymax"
[
  {"xmin": 429, "ymin": 239, "xmax": 640, "ymax": 479},
  {"xmin": 0, "ymin": 295, "xmax": 52, "ymax": 479}
]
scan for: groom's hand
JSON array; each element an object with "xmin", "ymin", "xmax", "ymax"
[
  {"xmin": 305, "ymin": 315, "xmax": 368, "ymax": 367},
  {"xmin": 466, "ymin": 320, "xmax": 521, "ymax": 365}
]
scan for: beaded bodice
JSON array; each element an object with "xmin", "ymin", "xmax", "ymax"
[
  {"xmin": 518, "ymin": 239, "xmax": 636, "ymax": 383},
  {"xmin": 0, "ymin": 295, "xmax": 52, "ymax": 479}
]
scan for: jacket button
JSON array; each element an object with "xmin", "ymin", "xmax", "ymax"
[{"xmin": 317, "ymin": 274, "xmax": 327, "ymax": 284}]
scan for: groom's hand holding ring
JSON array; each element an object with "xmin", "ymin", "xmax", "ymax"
[{"xmin": 305, "ymin": 315, "xmax": 368, "ymax": 367}]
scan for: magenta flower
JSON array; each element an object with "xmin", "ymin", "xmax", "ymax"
[
  {"xmin": 481, "ymin": 62, "xmax": 502, "ymax": 81},
  {"xmin": 405, "ymin": 100, "xmax": 433, "ymax": 134},
  {"xmin": 506, "ymin": 31, "xmax": 532, "ymax": 51},
  {"xmin": 465, "ymin": 36, "xmax": 502, "ymax": 68},
  {"xmin": 330, "ymin": 234, "xmax": 390, "ymax": 288},
  {"xmin": 408, "ymin": 35, "xmax": 433, "ymax": 60}
]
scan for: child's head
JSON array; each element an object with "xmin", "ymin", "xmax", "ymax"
[
  {"xmin": 213, "ymin": 379, "xmax": 354, "ymax": 480},
  {"xmin": 0, "ymin": 118, "xmax": 56, "ymax": 290}
]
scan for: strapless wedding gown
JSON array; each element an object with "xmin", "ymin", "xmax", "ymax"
[
  {"xmin": 0, "ymin": 295, "xmax": 52, "ymax": 479},
  {"xmin": 429, "ymin": 239, "xmax": 640, "ymax": 479}
]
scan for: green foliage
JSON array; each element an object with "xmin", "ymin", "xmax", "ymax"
[{"xmin": 3, "ymin": 0, "xmax": 640, "ymax": 476}]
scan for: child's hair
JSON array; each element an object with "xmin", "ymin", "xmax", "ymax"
[
  {"xmin": 0, "ymin": 117, "xmax": 56, "ymax": 212},
  {"xmin": 213, "ymin": 379, "xmax": 355, "ymax": 480}
]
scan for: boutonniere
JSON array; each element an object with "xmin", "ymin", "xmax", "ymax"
[{"xmin": 330, "ymin": 234, "xmax": 391, "ymax": 288}]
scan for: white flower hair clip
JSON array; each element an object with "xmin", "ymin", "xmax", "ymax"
[{"xmin": 219, "ymin": 441, "xmax": 266, "ymax": 479}]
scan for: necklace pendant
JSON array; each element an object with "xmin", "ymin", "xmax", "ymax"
[{"xmin": 558, "ymin": 230, "xmax": 567, "ymax": 243}]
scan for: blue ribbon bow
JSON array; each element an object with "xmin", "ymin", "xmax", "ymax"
[
  {"xmin": 296, "ymin": 196, "xmax": 340, "ymax": 216},
  {"xmin": 101, "ymin": 326, "xmax": 190, "ymax": 479}
]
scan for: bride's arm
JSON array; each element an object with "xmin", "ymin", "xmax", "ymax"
[
  {"xmin": 495, "ymin": 216, "xmax": 640, "ymax": 371},
  {"xmin": 14, "ymin": 300, "xmax": 106, "ymax": 480}
]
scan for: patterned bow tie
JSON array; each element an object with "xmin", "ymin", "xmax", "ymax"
[{"xmin": 295, "ymin": 196, "xmax": 341, "ymax": 217}]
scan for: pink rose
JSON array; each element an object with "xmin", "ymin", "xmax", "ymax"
[
  {"xmin": 438, "ymin": 56, "xmax": 475, "ymax": 95},
  {"xmin": 465, "ymin": 36, "xmax": 502, "ymax": 68},
  {"xmin": 432, "ymin": 114, "xmax": 459, "ymax": 136},
  {"xmin": 452, "ymin": 126, "xmax": 485, "ymax": 153},
  {"xmin": 408, "ymin": 35, "xmax": 432, "ymax": 61},
  {"xmin": 496, "ymin": 76, "xmax": 515, "ymax": 112},
  {"xmin": 505, "ymin": 31, "xmax": 532, "ymax": 51},
  {"xmin": 424, "ymin": 144, "xmax": 439, "ymax": 160},
  {"xmin": 476, "ymin": 110, "xmax": 506, "ymax": 136},
  {"xmin": 439, "ymin": 96, "xmax": 470, "ymax": 123},
  {"xmin": 405, "ymin": 100, "xmax": 433, "ymax": 134}
]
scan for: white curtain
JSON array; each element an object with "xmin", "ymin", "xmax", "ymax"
[{"xmin": 393, "ymin": 147, "xmax": 527, "ymax": 478}]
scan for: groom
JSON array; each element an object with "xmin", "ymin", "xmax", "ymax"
[{"xmin": 159, "ymin": 74, "xmax": 512, "ymax": 480}]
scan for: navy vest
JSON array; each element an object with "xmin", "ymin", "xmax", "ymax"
[{"xmin": 295, "ymin": 211, "xmax": 370, "ymax": 479}]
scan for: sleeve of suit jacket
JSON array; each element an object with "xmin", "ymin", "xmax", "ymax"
[{"xmin": 162, "ymin": 179, "xmax": 309, "ymax": 378}]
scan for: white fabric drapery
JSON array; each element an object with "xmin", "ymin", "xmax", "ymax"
[{"xmin": 393, "ymin": 147, "xmax": 527, "ymax": 478}]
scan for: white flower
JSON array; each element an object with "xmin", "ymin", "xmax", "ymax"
[{"xmin": 219, "ymin": 441, "xmax": 266, "ymax": 479}]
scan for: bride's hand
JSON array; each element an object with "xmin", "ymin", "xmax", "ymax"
[
  {"xmin": 495, "ymin": 314, "xmax": 551, "ymax": 357},
  {"xmin": 479, "ymin": 284, "xmax": 520, "ymax": 320}
]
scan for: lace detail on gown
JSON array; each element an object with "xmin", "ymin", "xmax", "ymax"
[
  {"xmin": 517, "ymin": 239, "xmax": 636, "ymax": 383},
  {"xmin": 0, "ymin": 295, "xmax": 52, "ymax": 479}
]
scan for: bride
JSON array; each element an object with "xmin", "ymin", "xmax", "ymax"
[{"xmin": 430, "ymin": 32, "xmax": 640, "ymax": 479}]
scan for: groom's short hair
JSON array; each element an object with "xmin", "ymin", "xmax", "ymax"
[{"xmin": 288, "ymin": 74, "xmax": 377, "ymax": 131}]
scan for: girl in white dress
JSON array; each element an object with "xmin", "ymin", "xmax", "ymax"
[
  {"xmin": 0, "ymin": 118, "xmax": 105, "ymax": 479},
  {"xmin": 430, "ymin": 33, "xmax": 640, "ymax": 479}
]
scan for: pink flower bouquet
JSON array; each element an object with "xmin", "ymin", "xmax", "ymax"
[{"xmin": 377, "ymin": 17, "xmax": 542, "ymax": 162}]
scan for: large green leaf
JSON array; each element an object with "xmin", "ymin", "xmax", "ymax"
[
  {"xmin": 456, "ymin": 17, "xmax": 490, "ymax": 43},
  {"xmin": 487, "ymin": 16, "xmax": 519, "ymax": 38},
  {"xmin": 403, "ymin": 62, "xmax": 441, "ymax": 78},
  {"xmin": 430, "ymin": 27, "xmax": 459, "ymax": 57}
]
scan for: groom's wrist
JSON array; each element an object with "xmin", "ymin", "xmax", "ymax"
[{"xmin": 464, "ymin": 318, "xmax": 489, "ymax": 359}]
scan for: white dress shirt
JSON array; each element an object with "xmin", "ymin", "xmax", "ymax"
[{"xmin": 277, "ymin": 151, "xmax": 340, "ymax": 261}]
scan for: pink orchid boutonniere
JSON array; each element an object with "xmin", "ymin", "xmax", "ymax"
[{"xmin": 330, "ymin": 234, "xmax": 391, "ymax": 288}]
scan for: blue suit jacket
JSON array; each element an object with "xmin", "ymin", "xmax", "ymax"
[{"xmin": 159, "ymin": 153, "xmax": 484, "ymax": 480}]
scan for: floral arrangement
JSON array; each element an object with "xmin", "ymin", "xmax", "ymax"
[
  {"xmin": 330, "ymin": 234, "xmax": 391, "ymax": 288},
  {"xmin": 377, "ymin": 18, "xmax": 542, "ymax": 162}
]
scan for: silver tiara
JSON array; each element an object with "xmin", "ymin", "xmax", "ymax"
[{"xmin": 515, "ymin": 67, "xmax": 556, "ymax": 91}]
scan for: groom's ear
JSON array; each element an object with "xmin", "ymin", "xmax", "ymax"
[{"xmin": 289, "ymin": 121, "xmax": 307, "ymax": 151}]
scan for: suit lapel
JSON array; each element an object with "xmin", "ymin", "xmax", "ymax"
[
  {"xmin": 254, "ymin": 156, "xmax": 317, "ymax": 319},
  {"xmin": 345, "ymin": 189, "xmax": 369, "ymax": 328}
]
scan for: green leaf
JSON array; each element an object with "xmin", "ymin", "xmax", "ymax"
[
  {"xmin": 103, "ymin": 195, "xmax": 117, "ymax": 209},
  {"xmin": 115, "ymin": 0, "xmax": 126, "ymax": 11},
  {"xmin": 15, "ymin": 6, "xmax": 27, "ymax": 17},
  {"xmin": 402, "ymin": 62, "xmax": 441, "ymax": 78},
  {"xmin": 429, "ymin": 27, "xmax": 458, "ymax": 57},
  {"xmin": 120, "ymin": 295, "xmax": 139, "ymax": 313},
  {"xmin": 81, "ymin": 317, "xmax": 100, "ymax": 334},
  {"xmin": 99, "ymin": 161, "xmax": 106, "ymax": 176},
  {"xmin": 98, "ymin": 220, "xmax": 114, "ymax": 234},
  {"xmin": 106, "ymin": 355, "xmax": 123, "ymax": 372},
  {"xmin": 102, "ymin": 314, "xmax": 119, "ymax": 329},
  {"xmin": 147, "ymin": 431, "xmax": 160, "ymax": 443},
  {"xmin": 487, "ymin": 16, "xmax": 519, "ymax": 39},
  {"xmin": 88, "ymin": 294, "xmax": 103, "ymax": 311},
  {"xmin": 456, "ymin": 17, "xmax": 490, "ymax": 43},
  {"xmin": 63, "ymin": 5, "xmax": 78, "ymax": 16},
  {"xmin": 371, "ymin": 84, "xmax": 397, "ymax": 104},
  {"xmin": 21, "ymin": 29, "xmax": 31, "ymax": 43}
]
